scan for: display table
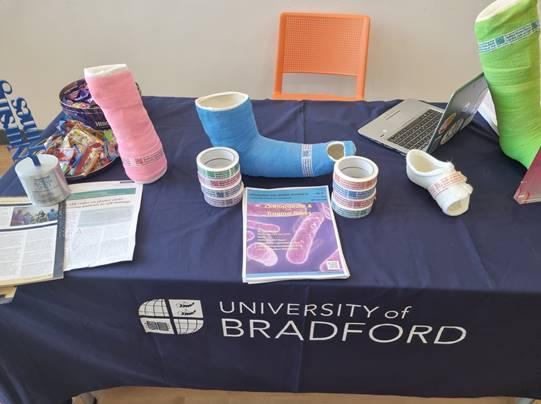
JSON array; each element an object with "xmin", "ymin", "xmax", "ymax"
[{"xmin": 1, "ymin": 97, "xmax": 540, "ymax": 404}]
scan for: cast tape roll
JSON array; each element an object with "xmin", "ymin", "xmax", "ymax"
[
  {"xmin": 201, "ymin": 179, "xmax": 243, "ymax": 199},
  {"xmin": 204, "ymin": 184, "xmax": 244, "ymax": 207},
  {"xmin": 333, "ymin": 156, "xmax": 379, "ymax": 191},
  {"xmin": 332, "ymin": 181, "xmax": 376, "ymax": 200},
  {"xmin": 197, "ymin": 147, "xmax": 240, "ymax": 180},
  {"xmin": 15, "ymin": 154, "xmax": 71, "ymax": 206},
  {"xmin": 197, "ymin": 171, "xmax": 241, "ymax": 188},
  {"xmin": 331, "ymin": 198, "xmax": 373, "ymax": 219},
  {"xmin": 332, "ymin": 190, "xmax": 376, "ymax": 210}
]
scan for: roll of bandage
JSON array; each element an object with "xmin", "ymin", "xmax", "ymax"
[
  {"xmin": 333, "ymin": 156, "xmax": 378, "ymax": 190},
  {"xmin": 197, "ymin": 147, "xmax": 244, "ymax": 208},
  {"xmin": 332, "ymin": 181, "xmax": 376, "ymax": 201},
  {"xmin": 204, "ymin": 184, "xmax": 244, "ymax": 207},
  {"xmin": 332, "ymin": 189, "xmax": 376, "ymax": 210},
  {"xmin": 331, "ymin": 197, "xmax": 373, "ymax": 219},
  {"xmin": 15, "ymin": 154, "xmax": 71, "ymax": 206},
  {"xmin": 200, "ymin": 179, "xmax": 243, "ymax": 199},
  {"xmin": 196, "ymin": 147, "xmax": 240, "ymax": 179},
  {"xmin": 197, "ymin": 171, "xmax": 241, "ymax": 188},
  {"xmin": 331, "ymin": 156, "xmax": 379, "ymax": 219}
]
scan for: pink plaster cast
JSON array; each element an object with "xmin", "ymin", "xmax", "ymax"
[{"xmin": 84, "ymin": 64, "xmax": 167, "ymax": 183}]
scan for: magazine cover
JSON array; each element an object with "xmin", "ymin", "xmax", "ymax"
[{"xmin": 242, "ymin": 186, "xmax": 349, "ymax": 284}]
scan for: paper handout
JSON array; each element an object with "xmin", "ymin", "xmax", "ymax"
[{"xmin": 0, "ymin": 197, "xmax": 65, "ymax": 286}]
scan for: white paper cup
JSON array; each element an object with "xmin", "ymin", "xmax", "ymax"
[{"xmin": 15, "ymin": 154, "xmax": 71, "ymax": 206}]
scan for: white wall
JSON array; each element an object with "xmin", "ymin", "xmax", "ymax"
[{"xmin": 0, "ymin": 0, "xmax": 493, "ymax": 127}]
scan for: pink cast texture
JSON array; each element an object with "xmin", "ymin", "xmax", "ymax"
[{"xmin": 84, "ymin": 65, "xmax": 167, "ymax": 183}]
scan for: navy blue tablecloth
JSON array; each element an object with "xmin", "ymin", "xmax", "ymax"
[{"xmin": 1, "ymin": 97, "xmax": 541, "ymax": 404}]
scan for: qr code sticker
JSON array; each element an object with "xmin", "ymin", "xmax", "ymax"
[{"xmin": 326, "ymin": 261, "xmax": 341, "ymax": 271}]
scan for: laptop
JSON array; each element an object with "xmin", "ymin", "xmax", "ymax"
[{"xmin": 357, "ymin": 73, "xmax": 488, "ymax": 155}]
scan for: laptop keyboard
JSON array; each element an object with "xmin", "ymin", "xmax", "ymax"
[{"xmin": 388, "ymin": 109, "xmax": 442, "ymax": 150}]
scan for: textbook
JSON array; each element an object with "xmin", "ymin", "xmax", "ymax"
[{"xmin": 242, "ymin": 186, "xmax": 349, "ymax": 284}]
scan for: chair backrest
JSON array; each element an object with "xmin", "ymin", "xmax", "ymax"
[{"xmin": 274, "ymin": 12, "xmax": 371, "ymax": 100}]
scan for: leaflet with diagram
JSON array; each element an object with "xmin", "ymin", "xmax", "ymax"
[
  {"xmin": 64, "ymin": 181, "xmax": 143, "ymax": 271},
  {"xmin": 243, "ymin": 186, "xmax": 349, "ymax": 284},
  {"xmin": 0, "ymin": 197, "xmax": 65, "ymax": 287}
]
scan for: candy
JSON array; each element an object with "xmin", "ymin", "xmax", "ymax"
[
  {"xmin": 62, "ymin": 82, "xmax": 96, "ymax": 108},
  {"xmin": 38, "ymin": 119, "xmax": 118, "ymax": 178}
]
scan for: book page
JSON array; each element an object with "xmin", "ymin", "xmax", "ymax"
[
  {"xmin": 0, "ymin": 198, "xmax": 64, "ymax": 286},
  {"xmin": 63, "ymin": 181, "xmax": 143, "ymax": 271}
]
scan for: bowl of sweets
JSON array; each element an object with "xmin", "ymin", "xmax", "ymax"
[{"xmin": 38, "ymin": 119, "xmax": 119, "ymax": 181}]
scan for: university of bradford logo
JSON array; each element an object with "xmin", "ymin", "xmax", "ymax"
[{"xmin": 138, "ymin": 299, "xmax": 204, "ymax": 335}]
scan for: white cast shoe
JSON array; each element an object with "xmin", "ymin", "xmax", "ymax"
[{"xmin": 406, "ymin": 150, "xmax": 473, "ymax": 216}]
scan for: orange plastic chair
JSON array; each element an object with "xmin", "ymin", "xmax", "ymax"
[{"xmin": 273, "ymin": 12, "xmax": 371, "ymax": 101}]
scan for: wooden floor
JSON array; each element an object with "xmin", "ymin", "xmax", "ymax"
[
  {"xmin": 74, "ymin": 387, "xmax": 522, "ymax": 404},
  {"xmin": 0, "ymin": 145, "xmax": 13, "ymax": 176}
]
